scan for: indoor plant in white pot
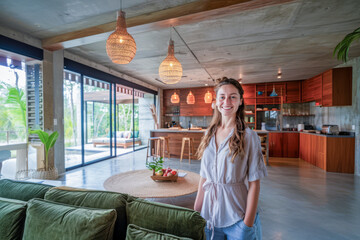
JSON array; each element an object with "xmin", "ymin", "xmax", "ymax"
[{"xmin": 29, "ymin": 129, "xmax": 59, "ymax": 180}]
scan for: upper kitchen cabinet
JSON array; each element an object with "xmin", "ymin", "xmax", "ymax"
[
  {"xmin": 285, "ymin": 81, "xmax": 302, "ymax": 103},
  {"xmin": 322, "ymin": 67, "xmax": 352, "ymax": 107},
  {"xmin": 179, "ymin": 87, "xmax": 214, "ymax": 116},
  {"xmin": 256, "ymin": 83, "xmax": 285, "ymax": 104},
  {"xmin": 302, "ymin": 75, "xmax": 322, "ymax": 104},
  {"xmin": 242, "ymin": 84, "xmax": 256, "ymax": 105},
  {"xmin": 311, "ymin": 75, "xmax": 323, "ymax": 105}
]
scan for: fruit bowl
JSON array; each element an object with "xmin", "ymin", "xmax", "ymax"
[
  {"xmin": 151, "ymin": 173, "xmax": 178, "ymax": 182},
  {"xmin": 151, "ymin": 168, "xmax": 178, "ymax": 182}
]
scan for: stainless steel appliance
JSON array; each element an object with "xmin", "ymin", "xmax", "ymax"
[{"xmin": 321, "ymin": 124, "xmax": 339, "ymax": 135}]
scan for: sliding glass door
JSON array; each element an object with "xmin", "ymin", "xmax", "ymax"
[
  {"xmin": 83, "ymin": 77, "xmax": 111, "ymax": 163},
  {"xmin": 63, "ymin": 71, "xmax": 82, "ymax": 169},
  {"xmin": 63, "ymin": 68, "xmax": 157, "ymax": 170}
]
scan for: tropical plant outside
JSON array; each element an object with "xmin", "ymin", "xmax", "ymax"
[
  {"xmin": 63, "ymin": 78, "xmax": 140, "ymax": 148},
  {"xmin": 0, "ymin": 66, "xmax": 27, "ymax": 144}
]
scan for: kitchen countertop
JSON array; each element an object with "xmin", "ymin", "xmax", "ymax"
[
  {"xmin": 264, "ymin": 130, "xmax": 355, "ymax": 138},
  {"xmin": 150, "ymin": 128, "xmax": 206, "ymax": 133},
  {"xmin": 151, "ymin": 129, "xmax": 355, "ymax": 137}
]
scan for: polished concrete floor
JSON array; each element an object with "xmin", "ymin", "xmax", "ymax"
[{"xmin": 57, "ymin": 149, "xmax": 360, "ymax": 240}]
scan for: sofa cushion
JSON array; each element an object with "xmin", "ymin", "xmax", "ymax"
[
  {"xmin": 0, "ymin": 179, "xmax": 53, "ymax": 201},
  {"xmin": 117, "ymin": 131, "xmax": 124, "ymax": 138},
  {"xmin": 126, "ymin": 224, "xmax": 192, "ymax": 240},
  {"xmin": 23, "ymin": 198, "xmax": 117, "ymax": 240},
  {"xmin": 124, "ymin": 131, "xmax": 132, "ymax": 139},
  {"xmin": 0, "ymin": 197, "xmax": 27, "ymax": 240},
  {"xmin": 45, "ymin": 186, "xmax": 128, "ymax": 240},
  {"xmin": 134, "ymin": 131, "xmax": 139, "ymax": 138},
  {"xmin": 126, "ymin": 198, "xmax": 206, "ymax": 240}
]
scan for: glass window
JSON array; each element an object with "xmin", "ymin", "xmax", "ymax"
[
  {"xmin": 0, "ymin": 50, "xmax": 42, "ymax": 178},
  {"xmin": 83, "ymin": 76, "xmax": 111, "ymax": 163}
]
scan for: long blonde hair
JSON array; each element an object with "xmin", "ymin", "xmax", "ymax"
[{"xmin": 196, "ymin": 77, "xmax": 247, "ymax": 163}]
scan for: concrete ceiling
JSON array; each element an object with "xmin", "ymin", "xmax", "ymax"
[{"xmin": 0, "ymin": 0, "xmax": 360, "ymax": 89}]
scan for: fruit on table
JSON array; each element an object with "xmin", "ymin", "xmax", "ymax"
[
  {"xmin": 155, "ymin": 167, "xmax": 177, "ymax": 177},
  {"xmin": 155, "ymin": 170, "xmax": 163, "ymax": 176}
]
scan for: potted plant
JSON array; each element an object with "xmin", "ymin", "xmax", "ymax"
[
  {"xmin": 29, "ymin": 129, "xmax": 59, "ymax": 179},
  {"xmin": 146, "ymin": 156, "xmax": 164, "ymax": 176}
]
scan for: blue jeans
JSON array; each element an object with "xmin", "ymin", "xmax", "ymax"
[{"xmin": 205, "ymin": 214, "xmax": 262, "ymax": 240}]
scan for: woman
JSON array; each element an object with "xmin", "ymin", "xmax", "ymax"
[{"xmin": 194, "ymin": 77, "xmax": 267, "ymax": 240}]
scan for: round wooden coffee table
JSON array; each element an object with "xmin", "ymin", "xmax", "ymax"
[{"xmin": 103, "ymin": 169, "xmax": 200, "ymax": 198}]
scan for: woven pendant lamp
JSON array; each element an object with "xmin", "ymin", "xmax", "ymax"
[
  {"xmin": 186, "ymin": 91, "xmax": 195, "ymax": 104},
  {"xmin": 204, "ymin": 91, "xmax": 212, "ymax": 103},
  {"xmin": 170, "ymin": 92, "xmax": 180, "ymax": 104},
  {"xmin": 159, "ymin": 39, "xmax": 183, "ymax": 84},
  {"xmin": 106, "ymin": 10, "xmax": 136, "ymax": 64}
]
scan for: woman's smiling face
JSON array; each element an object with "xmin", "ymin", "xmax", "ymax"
[{"xmin": 216, "ymin": 84, "xmax": 242, "ymax": 117}]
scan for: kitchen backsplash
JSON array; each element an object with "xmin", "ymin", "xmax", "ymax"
[{"xmin": 179, "ymin": 116, "xmax": 212, "ymax": 128}]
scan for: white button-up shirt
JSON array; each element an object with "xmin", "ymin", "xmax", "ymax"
[{"xmin": 200, "ymin": 127, "xmax": 267, "ymax": 228}]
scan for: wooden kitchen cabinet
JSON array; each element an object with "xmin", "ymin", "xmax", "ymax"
[
  {"xmin": 269, "ymin": 132, "xmax": 299, "ymax": 157},
  {"xmin": 322, "ymin": 67, "xmax": 352, "ymax": 106},
  {"xmin": 242, "ymin": 84, "xmax": 256, "ymax": 105},
  {"xmin": 302, "ymin": 75, "xmax": 322, "ymax": 104},
  {"xmin": 151, "ymin": 130, "xmax": 204, "ymax": 158},
  {"xmin": 283, "ymin": 132, "xmax": 299, "ymax": 158},
  {"xmin": 301, "ymin": 79, "xmax": 312, "ymax": 103},
  {"xmin": 285, "ymin": 81, "xmax": 301, "ymax": 103},
  {"xmin": 311, "ymin": 75, "xmax": 322, "ymax": 105},
  {"xmin": 299, "ymin": 133, "xmax": 354, "ymax": 173},
  {"xmin": 269, "ymin": 133, "xmax": 283, "ymax": 157}
]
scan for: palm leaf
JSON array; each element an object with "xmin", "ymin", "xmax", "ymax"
[
  {"xmin": 5, "ymin": 87, "xmax": 27, "ymax": 127},
  {"xmin": 46, "ymin": 131, "xmax": 59, "ymax": 152},
  {"xmin": 334, "ymin": 27, "xmax": 360, "ymax": 62},
  {"xmin": 29, "ymin": 129, "xmax": 49, "ymax": 144}
]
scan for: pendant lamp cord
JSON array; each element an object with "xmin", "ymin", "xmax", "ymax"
[{"xmin": 170, "ymin": 25, "xmax": 172, "ymax": 41}]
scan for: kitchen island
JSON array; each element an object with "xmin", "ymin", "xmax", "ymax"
[
  {"xmin": 150, "ymin": 129, "xmax": 206, "ymax": 159},
  {"xmin": 266, "ymin": 130, "xmax": 355, "ymax": 173},
  {"xmin": 151, "ymin": 128, "xmax": 269, "ymax": 163}
]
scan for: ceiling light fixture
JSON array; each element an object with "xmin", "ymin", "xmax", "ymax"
[
  {"xmin": 204, "ymin": 91, "xmax": 212, "ymax": 104},
  {"xmin": 106, "ymin": 0, "xmax": 136, "ymax": 64},
  {"xmin": 159, "ymin": 27, "xmax": 183, "ymax": 84},
  {"xmin": 270, "ymin": 84, "xmax": 278, "ymax": 97},
  {"xmin": 277, "ymin": 72, "xmax": 282, "ymax": 79},
  {"xmin": 170, "ymin": 92, "xmax": 180, "ymax": 104},
  {"xmin": 187, "ymin": 91, "xmax": 195, "ymax": 104}
]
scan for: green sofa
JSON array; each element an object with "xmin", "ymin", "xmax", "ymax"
[{"xmin": 0, "ymin": 179, "xmax": 206, "ymax": 240}]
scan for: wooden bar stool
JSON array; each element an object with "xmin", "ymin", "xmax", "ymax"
[
  {"xmin": 180, "ymin": 137, "xmax": 195, "ymax": 164},
  {"xmin": 146, "ymin": 137, "xmax": 161, "ymax": 164},
  {"xmin": 159, "ymin": 136, "xmax": 171, "ymax": 160}
]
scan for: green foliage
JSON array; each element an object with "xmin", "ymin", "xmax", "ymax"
[
  {"xmin": 146, "ymin": 156, "xmax": 164, "ymax": 172},
  {"xmin": 5, "ymin": 86, "xmax": 27, "ymax": 127},
  {"xmin": 0, "ymin": 82, "xmax": 27, "ymax": 143},
  {"xmin": 29, "ymin": 129, "xmax": 59, "ymax": 170},
  {"xmin": 334, "ymin": 27, "xmax": 360, "ymax": 62}
]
